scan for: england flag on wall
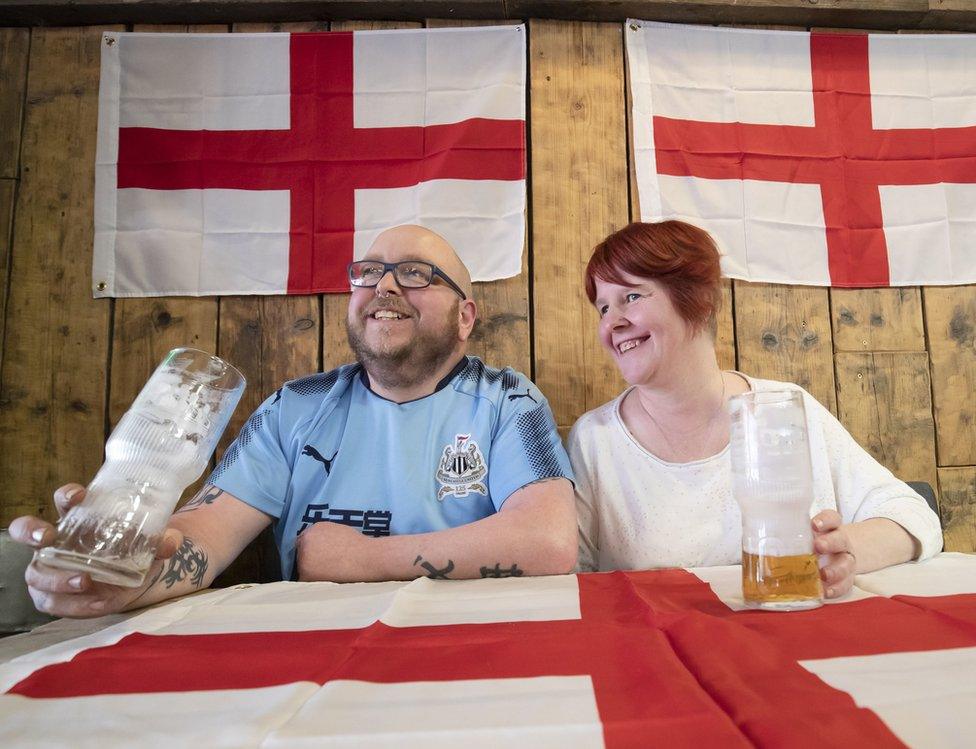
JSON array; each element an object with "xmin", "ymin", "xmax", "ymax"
[
  {"xmin": 627, "ymin": 21, "xmax": 976, "ymax": 287},
  {"xmin": 94, "ymin": 27, "xmax": 526, "ymax": 297}
]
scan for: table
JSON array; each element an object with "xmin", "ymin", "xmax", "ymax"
[{"xmin": 2, "ymin": 552, "xmax": 974, "ymax": 748}]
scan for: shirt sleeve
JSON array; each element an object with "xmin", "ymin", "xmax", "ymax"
[
  {"xmin": 486, "ymin": 374, "xmax": 574, "ymax": 511},
  {"xmin": 567, "ymin": 420, "xmax": 599, "ymax": 573},
  {"xmin": 806, "ymin": 392, "xmax": 944, "ymax": 561},
  {"xmin": 207, "ymin": 389, "xmax": 293, "ymax": 520}
]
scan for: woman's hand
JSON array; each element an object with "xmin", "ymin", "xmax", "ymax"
[{"xmin": 811, "ymin": 509, "xmax": 858, "ymax": 599}]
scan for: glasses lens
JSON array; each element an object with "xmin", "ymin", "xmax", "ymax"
[
  {"xmin": 350, "ymin": 261, "xmax": 384, "ymax": 286},
  {"xmin": 395, "ymin": 261, "xmax": 433, "ymax": 288}
]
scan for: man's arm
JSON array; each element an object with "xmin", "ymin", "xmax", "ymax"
[
  {"xmin": 12, "ymin": 483, "xmax": 272, "ymax": 618},
  {"xmin": 296, "ymin": 477, "xmax": 577, "ymax": 582}
]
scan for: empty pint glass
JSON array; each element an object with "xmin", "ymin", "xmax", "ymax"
[
  {"xmin": 36, "ymin": 348, "xmax": 245, "ymax": 587},
  {"xmin": 729, "ymin": 390, "xmax": 823, "ymax": 611}
]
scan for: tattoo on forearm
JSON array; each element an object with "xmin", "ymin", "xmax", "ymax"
[
  {"xmin": 139, "ymin": 538, "xmax": 209, "ymax": 595},
  {"xmin": 413, "ymin": 555, "xmax": 455, "ymax": 579},
  {"xmin": 129, "ymin": 537, "xmax": 209, "ymax": 604},
  {"xmin": 480, "ymin": 563, "xmax": 524, "ymax": 578},
  {"xmin": 175, "ymin": 485, "xmax": 224, "ymax": 514}
]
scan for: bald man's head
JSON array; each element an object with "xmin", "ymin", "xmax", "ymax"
[
  {"xmin": 365, "ymin": 225, "xmax": 473, "ymax": 299},
  {"xmin": 346, "ymin": 224, "xmax": 478, "ymax": 393}
]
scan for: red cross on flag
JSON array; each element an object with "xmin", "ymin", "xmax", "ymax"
[
  {"xmin": 3, "ymin": 556, "xmax": 975, "ymax": 746},
  {"xmin": 628, "ymin": 21, "xmax": 976, "ymax": 288},
  {"xmin": 93, "ymin": 27, "xmax": 526, "ymax": 297}
]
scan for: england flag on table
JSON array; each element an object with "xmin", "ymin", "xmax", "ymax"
[
  {"xmin": 93, "ymin": 27, "xmax": 526, "ymax": 297},
  {"xmin": 627, "ymin": 21, "xmax": 976, "ymax": 288},
  {"xmin": 3, "ymin": 556, "xmax": 976, "ymax": 747}
]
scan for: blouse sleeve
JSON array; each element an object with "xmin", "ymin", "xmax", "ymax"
[{"xmin": 806, "ymin": 393, "xmax": 943, "ymax": 561}]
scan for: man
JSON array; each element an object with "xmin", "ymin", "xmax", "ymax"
[{"xmin": 12, "ymin": 225, "xmax": 577, "ymax": 618}]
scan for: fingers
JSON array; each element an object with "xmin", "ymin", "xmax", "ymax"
[
  {"xmin": 8, "ymin": 485, "xmax": 88, "ymax": 548},
  {"xmin": 53, "ymin": 484, "xmax": 87, "ymax": 517},
  {"xmin": 155, "ymin": 528, "xmax": 184, "ymax": 559},
  {"xmin": 29, "ymin": 587, "xmax": 111, "ymax": 619},
  {"xmin": 7, "ymin": 515, "xmax": 57, "ymax": 548},
  {"xmin": 812, "ymin": 509, "xmax": 842, "ymax": 534},
  {"xmin": 813, "ymin": 526, "xmax": 851, "ymax": 556},
  {"xmin": 25, "ymin": 562, "xmax": 121, "ymax": 618},
  {"xmin": 25, "ymin": 562, "xmax": 91, "ymax": 594},
  {"xmin": 819, "ymin": 550, "xmax": 856, "ymax": 599}
]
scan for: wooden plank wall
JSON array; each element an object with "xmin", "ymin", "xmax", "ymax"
[{"xmin": 0, "ymin": 18, "xmax": 973, "ymax": 565}]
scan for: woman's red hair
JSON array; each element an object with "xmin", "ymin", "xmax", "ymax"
[{"xmin": 585, "ymin": 221, "xmax": 722, "ymax": 333}]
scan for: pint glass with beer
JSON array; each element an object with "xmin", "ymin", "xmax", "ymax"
[{"xmin": 729, "ymin": 390, "xmax": 823, "ymax": 611}]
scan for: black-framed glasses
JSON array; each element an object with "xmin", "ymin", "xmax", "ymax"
[{"xmin": 347, "ymin": 260, "xmax": 467, "ymax": 300}]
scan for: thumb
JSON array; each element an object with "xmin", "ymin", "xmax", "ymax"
[{"xmin": 155, "ymin": 528, "xmax": 184, "ymax": 560}]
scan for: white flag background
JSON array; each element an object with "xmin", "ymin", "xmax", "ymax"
[
  {"xmin": 628, "ymin": 21, "xmax": 976, "ymax": 288},
  {"xmin": 94, "ymin": 26, "xmax": 527, "ymax": 297}
]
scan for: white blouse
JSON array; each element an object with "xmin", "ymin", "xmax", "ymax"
[{"xmin": 567, "ymin": 375, "xmax": 944, "ymax": 572}]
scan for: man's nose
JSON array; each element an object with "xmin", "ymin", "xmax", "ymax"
[{"xmin": 375, "ymin": 269, "xmax": 402, "ymax": 297}]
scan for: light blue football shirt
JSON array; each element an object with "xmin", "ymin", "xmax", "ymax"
[{"xmin": 209, "ymin": 357, "xmax": 573, "ymax": 580}]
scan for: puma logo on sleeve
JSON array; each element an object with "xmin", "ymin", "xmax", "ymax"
[{"xmin": 301, "ymin": 444, "xmax": 338, "ymax": 474}]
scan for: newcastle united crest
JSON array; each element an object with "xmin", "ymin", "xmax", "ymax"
[{"xmin": 436, "ymin": 434, "xmax": 488, "ymax": 500}]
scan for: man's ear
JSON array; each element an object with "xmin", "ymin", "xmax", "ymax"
[{"xmin": 457, "ymin": 298, "xmax": 478, "ymax": 342}]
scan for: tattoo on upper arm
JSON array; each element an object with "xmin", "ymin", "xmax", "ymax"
[
  {"xmin": 480, "ymin": 563, "xmax": 524, "ymax": 578},
  {"xmin": 413, "ymin": 555, "xmax": 455, "ymax": 579},
  {"xmin": 525, "ymin": 477, "xmax": 565, "ymax": 487},
  {"xmin": 175, "ymin": 485, "xmax": 224, "ymax": 514}
]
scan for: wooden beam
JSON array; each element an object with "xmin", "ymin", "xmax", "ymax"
[
  {"xmin": 6, "ymin": 1, "xmax": 976, "ymax": 32},
  {"xmin": 531, "ymin": 19, "xmax": 629, "ymax": 433},
  {"xmin": 0, "ymin": 27, "xmax": 118, "ymax": 525}
]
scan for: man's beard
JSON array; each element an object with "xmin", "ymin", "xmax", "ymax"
[{"xmin": 347, "ymin": 299, "xmax": 461, "ymax": 390}]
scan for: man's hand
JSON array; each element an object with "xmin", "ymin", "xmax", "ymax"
[
  {"xmin": 812, "ymin": 509, "xmax": 857, "ymax": 599},
  {"xmin": 295, "ymin": 521, "xmax": 373, "ymax": 582},
  {"xmin": 8, "ymin": 483, "xmax": 184, "ymax": 619}
]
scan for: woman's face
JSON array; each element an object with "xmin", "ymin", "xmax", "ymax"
[{"xmin": 593, "ymin": 273, "xmax": 693, "ymax": 387}]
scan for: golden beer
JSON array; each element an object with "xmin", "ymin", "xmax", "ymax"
[{"xmin": 742, "ymin": 551, "xmax": 823, "ymax": 610}]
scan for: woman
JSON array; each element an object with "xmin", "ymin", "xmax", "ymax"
[{"xmin": 568, "ymin": 221, "xmax": 943, "ymax": 598}]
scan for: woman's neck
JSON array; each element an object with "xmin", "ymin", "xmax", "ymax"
[
  {"xmin": 622, "ymin": 335, "xmax": 736, "ymax": 463},
  {"xmin": 633, "ymin": 336, "xmax": 725, "ymax": 423}
]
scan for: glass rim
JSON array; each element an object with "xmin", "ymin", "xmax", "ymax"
[
  {"xmin": 163, "ymin": 347, "xmax": 246, "ymax": 391},
  {"xmin": 729, "ymin": 388, "xmax": 803, "ymax": 405}
]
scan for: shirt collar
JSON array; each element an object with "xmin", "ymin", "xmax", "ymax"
[{"xmin": 359, "ymin": 356, "xmax": 469, "ymax": 403}]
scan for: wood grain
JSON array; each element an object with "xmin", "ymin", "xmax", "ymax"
[
  {"xmin": 835, "ymin": 352, "xmax": 938, "ymax": 491},
  {"xmin": 937, "ymin": 467, "xmax": 976, "ymax": 554},
  {"xmin": 831, "ymin": 287, "xmax": 926, "ymax": 352},
  {"xmin": 735, "ymin": 280, "xmax": 837, "ymax": 413},
  {"xmin": 0, "ymin": 27, "xmax": 118, "ymax": 524},
  {"xmin": 0, "ymin": 180, "xmax": 15, "ymax": 375},
  {"xmin": 530, "ymin": 19, "xmax": 629, "ymax": 429},
  {"xmin": 923, "ymin": 286, "xmax": 976, "ymax": 467},
  {"xmin": 0, "ymin": 28, "xmax": 29, "ymax": 179}
]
